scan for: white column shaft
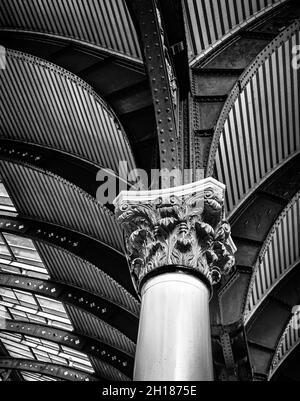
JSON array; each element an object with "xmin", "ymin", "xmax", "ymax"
[{"xmin": 133, "ymin": 272, "xmax": 214, "ymax": 381}]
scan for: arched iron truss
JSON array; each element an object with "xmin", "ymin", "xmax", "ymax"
[
  {"xmin": 243, "ymin": 188, "xmax": 300, "ymax": 379},
  {"xmin": 216, "ymin": 152, "xmax": 300, "ymax": 323},
  {"xmin": 207, "ymin": 20, "xmax": 300, "ymax": 215},
  {"xmin": 244, "ymin": 191, "xmax": 300, "ymax": 322},
  {"xmin": 0, "ymin": 320, "xmax": 133, "ymax": 378},
  {"xmin": 207, "ymin": 19, "xmax": 300, "ymax": 169},
  {"xmin": 268, "ymin": 308, "xmax": 300, "ymax": 379},
  {"xmin": 213, "ymin": 152, "xmax": 300, "ymax": 380},
  {"xmin": 244, "ymin": 262, "xmax": 300, "ymax": 380},
  {"xmin": 187, "ymin": 0, "xmax": 297, "ymax": 179},
  {"xmin": 183, "ymin": 0, "xmax": 289, "ymax": 65},
  {"xmin": 239, "ymin": 187, "xmax": 299, "ymax": 377}
]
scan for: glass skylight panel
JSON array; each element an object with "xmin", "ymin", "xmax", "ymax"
[
  {"xmin": 0, "ymin": 234, "xmax": 49, "ymax": 280},
  {"xmin": 0, "ymin": 231, "xmax": 96, "ymax": 380},
  {"xmin": 0, "ymin": 260, "xmax": 49, "ymax": 280},
  {"xmin": 0, "ymin": 182, "xmax": 17, "ymax": 214},
  {"xmin": 3, "ymin": 234, "xmax": 44, "ymax": 267},
  {"xmin": 48, "ymin": 355, "xmax": 66, "ymax": 365},
  {"xmin": 0, "ymin": 236, "xmax": 11, "ymax": 259},
  {"xmin": 0, "ymin": 305, "xmax": 11, "ymax": 321},
  {"xmin": 22, "ymin": 313, "xmax": 46, "ymax": 325},
  {"xmin": 0, "ymin": 287, "xmax": 17, "ymax": 302},
  {"xmin": 60, "ymin": 346, "xmax": 94, "ymax": 373},
  {"xmin": 0, "ymin": 260, "xmax": 48, "ymax": 280},
  {"xmin": 0, "ymin": 332, "xmax": 95, "ymax": 374},
  {"xmin": 0, "ymin": 333, "xmax": 34, "ymax": 359},
  {"xmin": 36, "ymin": 295, "xmax": 68, "ymax": 318},
  {"xmin": 0, "ymin": 287, "xmax": 73, "ymax": 331},
  {"xmin": 15, "ymin": 290, "xmax": 37, "ymax": 305}
]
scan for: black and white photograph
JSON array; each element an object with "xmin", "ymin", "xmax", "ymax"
[{"xmin": 0, "ymin": 0, "xmax": 299, "ymax": 391}]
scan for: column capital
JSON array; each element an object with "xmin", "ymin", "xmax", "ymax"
[{"xmin": 114, "ymin": 178, "xmax": 236, "ymax": 294}]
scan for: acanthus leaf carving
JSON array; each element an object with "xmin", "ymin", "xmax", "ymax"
[{"xmin": 115, "ymin": 184, "xmax": 236, "ymax": 293}]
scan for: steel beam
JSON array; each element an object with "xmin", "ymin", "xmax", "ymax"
[
  {"xmin": 212, "ymin": 322, "xmax": 253, "ymax": 381},
  {"xmin": 127, "ymin": 0, "xmax": 179, "ymax": 180}
]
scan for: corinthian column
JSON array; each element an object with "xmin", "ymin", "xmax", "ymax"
[{"xmin": 114, "ymin": 178, "xmax": 236, "ymax": 381}]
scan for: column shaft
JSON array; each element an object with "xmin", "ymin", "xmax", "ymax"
[{"xmin": 134, "ymin": 272, "xmax": 214, "ymax": 381}]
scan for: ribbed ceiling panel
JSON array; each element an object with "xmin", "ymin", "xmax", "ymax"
[
  {"xmin": 0, "ymin": 50, "xmax": 136, "ymax": 173},
  {"xmin": 215, "ymin": 29, "xmax": 300, "ymax": 215},
  {"xmin": 245, "ymin": 192, "xmax": 300, "ymax": 322},
  {"xmin": 183, "ymin": 0, "xmax": 286, "ymax": 60},
  {"xmin": 66, "ymin": 305, "xmax": 135, "ymax": 356},
  {"xmin": 0, "ymin": 0, "xmax": 141, "ymax": 60},
  {"xmin": 35, "ymin": 241, "xmax": 139, "ymax": 317},
  {"xmin": 269, "ymin": 308, "xmax": 300, "ymax": 378},
  {"xmin": 0, "ymin": 161, "xmax": 123, "ymax": 252}
]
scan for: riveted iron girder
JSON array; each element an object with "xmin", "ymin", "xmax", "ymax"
[
  {"xmin": 215, "ymin": 155, "xmax": 300, "ymax": 380},
  {"xmin": 127, "ymin": 0, "xmax": 179, "ymax": 179},
  {"xmin": 212, "ymin": 321, "xmax": 253, "ymax": 381}
]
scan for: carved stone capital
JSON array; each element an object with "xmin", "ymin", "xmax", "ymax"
[{"xmin": 114, "ymin": 178, "xmax": 236, "ymax": 294}]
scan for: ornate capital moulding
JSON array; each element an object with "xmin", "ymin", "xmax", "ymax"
[{"xmin": 114, "ymin": 178, "xmax": 236, "ymax": 295}]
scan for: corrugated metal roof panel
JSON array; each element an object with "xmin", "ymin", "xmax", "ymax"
[
  {"xmin": 215, "ymin": 29, "xmax": 300, "ymax": 215},
  {"xmin": 0, "ymin": 0, "xmax": 141, "ymax": 60},
  {"xmin": 0, "ymin": 50, "xmax": 137, "ymax": 174}
]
